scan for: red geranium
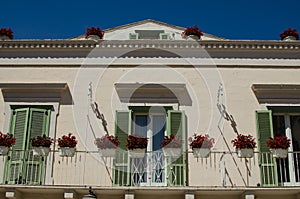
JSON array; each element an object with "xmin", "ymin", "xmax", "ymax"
[
  {"xmin": 126, "ymin": 134, "xmax": 148, "ymax": 150},
  {"xmin": 31, "ymin": 135, "xmax": 53, "ymax": 147},
  {"xmin": 189, "ymin": 134, "xmax": 214, "ymax": 149},
  {"xmin": 280, "ymin": 28, "xmax": 299, "ymax": 40},
  {"xmin": 95, "ymin": 134, "xmax": 120, "ymax": 149},
  {"xmin": 0, "ymin": 28, "xmax": 13, "ymax": 39},
  {"xmin": 231, "ymin": 134, "xmax": 256, "ymax": 149},
  {"xmin": 161, "ymin": 135, "xmax": 182, "ymax": 148},
  {"xmin": 181, "ymin": 25, "xmax": 203, "ymax": 39},
  {"xmin": 0, "ymin": 132, "xmax": 16, "ymax": 147},
  {"xmin": 85, "ymin": 27, "xmax": 104, "ymax": 39},
  {"xmin": 57, "ymin": 133, "xmax": 78, "ymax": 148},
  {"xmin": 267, "ymin": 136, "xmax": 291, "ymax": 149}
]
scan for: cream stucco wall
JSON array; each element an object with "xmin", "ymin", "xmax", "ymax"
[{"xmin": 0, "ymin": 64, "xmax": 299, "ymax": 187}]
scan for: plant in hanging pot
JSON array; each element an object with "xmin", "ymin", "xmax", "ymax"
[
  {"xmin": 189, "ymin": 134, "xmax": 214, "ymax": 158},
  {"xmin": 280, "ymin": 28, "xmax": 299, "ymax": 41},
  {"xmin": 161, "ymin": 135, "xmax": 182, "ymax": 157},
  {"xmin": 57, "ymin": 133, "xmax": 78, "ymax": 157},
  {"xmin": 231, "ymin": 134, "xmax": 256, "ymax": 158},
  {"xmin": 94, "ymin": 134, "xmax": 120, "ymax": 157},
  {"xmin": 31, "ymin": 135, "xmax": 53, "ymax": 157},
  {"xmin": 0, "ymin": 28, "xmax": 13, "ymax": 40},
  {"xmin": 85, "ymin": 26, "xmax": 104, "ymax": 40},
  {"xmin": 126, "ymin": 134, "xmax": 148, "ymax": 158},
  {"xmin": 267, "ymin": 136, "xmax": 291, "ymax": 158},
  {"xmin": 181, "ymin": 25, "xmax": 203, "ymax": 40},
  {"xmin": 0, "ymin": 132, "xmax": 16, "ymax": 155}
]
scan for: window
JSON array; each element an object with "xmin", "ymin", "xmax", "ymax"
[
  {"xmin": 4, "ymin": 106, "xmax": 51, "ymax": 185},
  {"xmin": 256, "ymin": 108, "xmax": 300, "ymax": 186},
  {"xmin": 113, "ymin": 107, "xmax": 186, "ymax": 186}
]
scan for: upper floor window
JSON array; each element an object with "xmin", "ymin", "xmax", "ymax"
[{"xmin": 129, "ymin": 30, "xmax": 170, "ymax": 40}]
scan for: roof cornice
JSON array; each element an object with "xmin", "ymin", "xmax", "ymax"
[{"xmin": 0, "ymin": 40, "xmax": 299, "ymax": 51}]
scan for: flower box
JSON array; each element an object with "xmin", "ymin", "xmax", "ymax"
[
  {"xmin": 85, "ymin": 27, "xmax": 104, "ymax": 40},
  {"xmin": 237, "ymin": 148, "xmax": 254, "ymax": 158},
  {"xmin": 232, "ymin": 134, "xmax": 256, "ymax": 158},
  {"xmin": 98, "ymin": 148, "xmax": 116, "ymax": 157},
  {"xmin": 0, "ymin": 146, "xmax": 9, "ymax": 155},
  {"xmin": 162, "ymin": 147, "xmax": 181, "ymax": 157},
  {"xmin": 128, "ymin": 148, "xmax": 146, "ymax": 158},
  {"xmin": 95, "ymin": 135, "xmax": 119, "ymax": 157},
  {"xmin": 270, "ymin": 148, "xmax": 288, "ymax": 158},
  {"xmin": 0, "ymin": 132, "xmax": 16, "ymax": 155},
  {"xmin": 280, "ymin": 28, "xmax": 299, "ymax": 41},
  {"xmin": 0, "ymin": 28, "xmax": 13, "ymax": 40},
  {"xmin": 192, "ymin": 148, "xmax": 211, "ymax": 158},
  {"xmin": 267, "ymin": 136, "xmax": 290, "ymax": 158},
  {"xmin": 33, "ymin": 147, "xmax": 50, "ymax": 157},
  {"xmin": 181, "ymin": 25, "xmax": 203, "ymax": 40},
  {"xmin": 59, "ymin": 147, "xmax": 76, "ymax": 157}
]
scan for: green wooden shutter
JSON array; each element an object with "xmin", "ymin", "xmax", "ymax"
[
  {"xmin": 166, "ymin": 110, "xmax": 186, "ymax": 186},
  {"xmin": 4, "ymin": 108, "xmax": 29, "ymax": 184},
  {"xmin": 113, "ymin": 110, "xmax": 131, "ymax": 186},
  {"xmin": 25, "ymin": 108, "xmax": 50, "ymax": 185},
  {"xmin": 4, "ymin": 107, "xmax": 51, "ymax": 185},
  {"xmin": 256, "ymin": 110, "xmax": 278, "ymax": 186}
]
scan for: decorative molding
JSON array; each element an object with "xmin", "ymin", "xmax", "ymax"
[
  {"xmin": 252, "ymin": 84, "xmax": 300, "ymax": 104},
  {"xmin": 0, "ymin": 40, "xmax": 299, "ymax": 51}
]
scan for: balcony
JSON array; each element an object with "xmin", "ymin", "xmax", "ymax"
[{"xmin": 1, "ymin": 149, "xmax": 299, "ymax": 188}]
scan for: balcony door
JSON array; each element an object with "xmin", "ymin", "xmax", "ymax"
[
  {"xmin": 273, "ymin": 114, "xmax": 300, "ymax": 185},
  {"xmin": 132, "ymin": 113, "xmax": 166, "ymax": 186}
]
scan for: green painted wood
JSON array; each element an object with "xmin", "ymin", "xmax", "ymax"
[
  {"xmin": 166, "ymin": 110, "xmax": 186, "ymax": 186},
  {"xmin": 256, "ymin": 110, "xmax": 278, "ymax": 186},
  {"xmin": 113, "ymin": 110, "xmax": 131, "ymax": 186}
]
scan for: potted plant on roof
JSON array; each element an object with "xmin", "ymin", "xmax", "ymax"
[
  {"xmin": 231, "ymin": 134, "xmax": 256, "ymax": 158},
  {"xmin": 126, "ymin": 134, "xmax": 148, "ymax": 158},
  {"xmin": 0, "ymin": 132, "xmax": 16, "ymax": 155},
  {"xmin": 31, "ymin": 135, "xmax": 53, "ymax": 156},
  {"xmin": 280, "ymin": 28, "xmax": 299, "ymax": 41},
  {"xmin": 267, "ymin": 135, "xmax": 291, "ymax": 158},
  {"xmin": 0, "ymin": 28, "xmax": 13, "ymax": 40},
  {"xmin": 57, "ymin": 133, "xmax": 78, "ymax": 157},
  {"xmin": 181, "ymin": 25, "xmax": 203, "ymax": 40},
  {"xmin": 85, "ymin": 26, "xmax": 104, "ymax": 40},
  {"xmin": 161, "ymin": 135, "xmax": 182, "ymax": 157},
  {"xmin": 94, "ymin": 134, "xmax": 120, "ymax": 157},
  {"xmin": 189, "ymin": 134, "xmax": 214, "ymax": 158}
]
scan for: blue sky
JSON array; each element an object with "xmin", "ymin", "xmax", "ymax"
[{"xmin": 1, "ymin": 0, "xmax": 299, "ymax": 40}]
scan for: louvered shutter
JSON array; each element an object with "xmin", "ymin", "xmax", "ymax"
[
  {"xmin": 256, "ymin": 110, "xmax": 278, "ymax": 186},
  {"xmin": 25, "ymin": 108, "xmax": 50, "ymax": 184},
  {"xmin": 166, "ymin": 110, "xmax": 186, "ymax": 186},
  {"xmin": 4, "ymin": 107, "xmax": 51, "ymax": 185},
  {"xmin": 113, "ymin": 110, "xmax": 131, "ymax": 186},
  {"xmin": 4, "ymin": 108, "xmax": 29, "ymax": 184}
]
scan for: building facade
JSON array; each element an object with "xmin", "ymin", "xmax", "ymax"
[{"xmin": 0, "ymin": 20, "xmax": 300, "ymax": 199}]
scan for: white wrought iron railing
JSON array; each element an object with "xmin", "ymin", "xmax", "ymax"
[{"xmin": 0, "ymin": 150, "xmax": 300, "ymax": 187}]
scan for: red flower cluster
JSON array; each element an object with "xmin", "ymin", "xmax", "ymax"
[
  {"xmin": 267, "ymin": 136, "xmax": 291, "ymax": 149},
  {"xmin": 0, "ymin": 132, "xmax": 16, "ymax": 147},
  {"xmin": 126, "ymin": 134, "xmax": 148, "ymax": 150},
  {"xmin": 85, "ymin": 27, "xmax": 104, "ymax": 39},
  {"xmin": 181, "ymin": 25, "xmax": 203, "ymax": 39},
  {"xmin": 57, "ymin": 133, "xmax": 78, "ymax": 148},
  {"xmin": 189, "ymin": 134, "xmax": 214, "ymax": 149},
  {"xmin": 161, "ymin": 134, "xmax": 182, "ymax": 148},
  {"xmin": 95, "ymin": 134, "xmax": 120, "ymax": 149},
  {"xmin": 231, "ymin": 134, "xmax": 256, "ymax": 149},
  {"xmin": 0, "ymin": 28, "xmax": 13, "ymax": 39},
  {"xmin": 31, "ymin": 135, "xmax": 53, "ymax": 147},
  {"xmin": 280, "ymin": 28, "xmax": 299, "ymax": 40}
]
